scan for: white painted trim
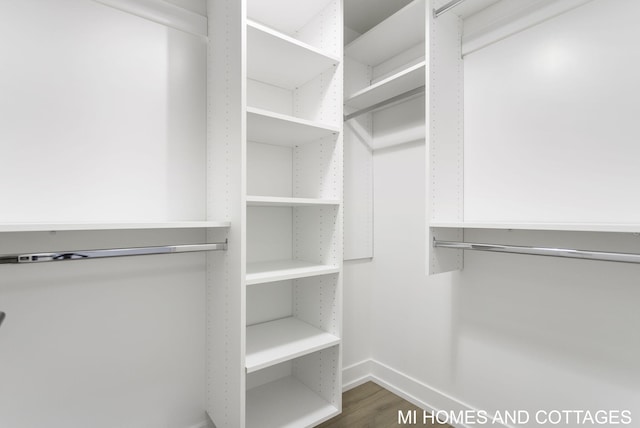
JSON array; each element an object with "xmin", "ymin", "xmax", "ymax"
[
  {"xmin": 343, "ymin": 359, "xmax": 510, "ymax": 428},
  {"xmin": 342, "ymin": 359, "xmax": 374, "ymax": 391},
  {"xmin": 462, "ymin": 0, "xmax": 593, "ymax": 56},
  {"xmin": 93, "ymin": 0, "xmax": 207, "ymax": 37}
]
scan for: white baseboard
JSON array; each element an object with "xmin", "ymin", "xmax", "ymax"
[
  {"xmin": 342, "ymin": 359, "xmax": 374, "ymax": 391},
  {"xmin": 343, "ymin": 359, "xmax": 509, "ymax": 428}
]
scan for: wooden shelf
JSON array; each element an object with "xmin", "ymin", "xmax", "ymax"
[
  {"xmin": 246, "ymin": 376, "xmax": 339, "ymax": 428},
  {"xmin": 0, "ymin": 221, "xmax": 230, "ymax": 233},
  {"xmin": 246, "ymin": 260, "xmax": 339, "ymax": 285},
  {"xmin": 345, "ymin": 61, "xmax": 425, "ymax": 110},
  {"xmin": 247, "ymin": 196, "xmax": 340, "ymax": 207},
  {"xmin": 430, "ymin": 221, "xmax": 640, "ymax": 234},
  {"xmin": 248, "ymin": 20, "xmax": 339, "ymax": 90},
  {"xmin": 247, "ymin": 107, "xmax": 339, "ymax": 146},
  {"xmin": 246, "ymin": 317, "xmax": 339, "ymax": 373},
  {"xmin": 345, "ymin": 0, "xmax": 425, "ymax": 66}
]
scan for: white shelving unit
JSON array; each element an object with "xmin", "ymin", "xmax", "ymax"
[
  {"xmin": 0, "ymin": 2, "xmax": 232, "ymax": 427},
  {"xmin": 423, "ymin": 0, "xmax": 640, "ymax": 274},
  {"xmin": 246, "ymin": 317, "xmax": 340, "ymax": 373},
  {"xmin": 343, "ymin": 0, "xmax": 425, "ymax": 261},
  {"xmin": 209, "ymin": 0, "xmax": 343, "ymax": 426},
  {"xmin": 344, "ymin": 0, "xmax": 425, "ymax": 110}
]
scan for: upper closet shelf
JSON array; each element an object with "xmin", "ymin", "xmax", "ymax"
[
  {"xmin": 247, "ymin": 107, "xmax": 339, "ymax": 146},
  {"xmin": 246, "ymin": 317, "xmax": 340, "ymax": 373},
  {"xmin": 345, "ymin": 0, "xmax": 425, "ymax": 66},
  {"xmin": 345, "ymin": 61, "xmax": 425, "ymax": 110},
  {"xmin": 430, "ymin": 222, "xmax": 640, "ymax": 234},
  {"xmin": 247, "ymin": 20, "xmax": 340, "ymax": 90},
  {"xmin": 247, "ymin": 196, "xmax": 340, "ymax": 207},
  {"xmin": 0, "ymin": 221, "xmax": 230, "ymax": 233}
]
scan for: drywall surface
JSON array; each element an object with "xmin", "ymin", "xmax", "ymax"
[
  {"xmin": 343, "ymin": 259, "xmax": 373, "ymax": 369},
  {"xmin": 0, "ymin": 0, "xmax": 206, "ymax": 223},
  {"xmin": 0, "ymin": 1, "xmax": 209, "ymax": 427},
  {"xmin": 0, "ymin": 230, "xmax": 210, "ymax": 428},
  {"xmin": 464, "ymin": 0, "xmax": 640, "ymax": 224},
  {"xmin": 362, "ymin": 137, "xmax": 640, "ymax": 427}
]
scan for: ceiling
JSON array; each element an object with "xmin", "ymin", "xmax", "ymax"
[{"xmin": 344, "ymin": 0, "xmax": 502, "ymax": 35}]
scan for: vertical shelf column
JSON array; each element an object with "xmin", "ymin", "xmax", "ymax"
[
  {"xmin": 207, "ymin": 0, "xmax": 247, "ymax": 427},
  {"xmin": 244, "ymin": 0, "xmax": 344, "ymax": 427},
  {"xmin": 427, "ymin": 0, "xmax": 464, "ymax": 275}
]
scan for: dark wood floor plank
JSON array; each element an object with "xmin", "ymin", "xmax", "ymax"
[{"xmin": 318, "ymin": 382, "xmax": 452, "ymax": 428}]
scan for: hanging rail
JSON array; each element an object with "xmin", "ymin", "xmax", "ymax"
[
  {"xmin": 433, "ymin": 239, "xmax": 640, "ymax": 264},
  {"xmin": 0, "ymin": 242, "xmax": 227, "ymax": 265},
  {"xmin": 344, "ymin": 86, "xmax": 425, "ymax": 121},
  {"xmin": 434, "ymin": 0, "xmax": 468, "ymax": 18}
]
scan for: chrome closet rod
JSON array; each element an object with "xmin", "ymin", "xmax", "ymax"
[
  {"xmin": 0, "ymin": 242, "xmax": 227, "ymax": 265},
  {"xmin": 433, "ymin": 240, "xmax": 640, "ymax": 264},
  {"xmin": 434, "ymin": 0, "xmax": 468, "ymax": 17},
  {"xmin": 344, "ymin": 86, "xmax": 425, "ymax": 121}
]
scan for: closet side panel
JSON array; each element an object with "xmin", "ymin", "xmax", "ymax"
[
  {"xmin": 207, "ymin": 0, "xmax": 246, "ymax": 426},
  {"xmin": 344, "ymin": 119, "xmax": 374, "ymax": 260},
  {"xmin": 464, "ymin": 0, "xmax": 640, "ymax": 224},
  {"xmin": 344, "ymin": 57, "xmax": 374, "ymax": 261},
  {"xmin": 427, "ymin": 4, "xmax": 463, "ymax": 274}
]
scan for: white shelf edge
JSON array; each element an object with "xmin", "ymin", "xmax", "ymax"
[
  {"xmin": 429, "ymin": 222, "xmax": 640, "ymax": 234},
  {"xmin": 246, "ymin": 196, "xmax": 340, "ymax": 207},
  {"xmin": 246, "ymin": 376, "xmax": 339, "ymax": 428},
  {"xmin": 246, "ymin": 317, "xmax": 340, "ymax": 373},
  {"xmin": 0, "ymin": 221, "xmax": 230, "ymax": 233},
  {"xmin": 247, "ymin": 19, "xmax": 341, "ymax": 64},
  {"xmin": 247, "ymin": 106, "xmax": 340, "ymax": 134},
  {"xmin": 344, "ymin": 61, "xmax": 426, "ymax": 107},
  {"xmin": 246, "ymin": 260, "xmax": 339, "ymax": 285}
]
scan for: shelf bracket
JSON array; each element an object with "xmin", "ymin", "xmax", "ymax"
[{"xmin": 433, "ymin": 0, "xmax": 468, "ymax": 18}]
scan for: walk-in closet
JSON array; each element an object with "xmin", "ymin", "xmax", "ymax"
[{"xmin": 1, "ymin": 0, "xmax": 638, "ymax": 427}]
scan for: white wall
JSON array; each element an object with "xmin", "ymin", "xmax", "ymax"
[
  {"xmin": 464, "ymin": 0, "xmax": 640, "ymax": 224},
  {"xmin": 360, "ymin": 133, "xmax": 640, "ymax": 425},
  {"xmin": 0, "ymin": 0, "xmax": 206, "ymax": 223},
  {"xmin": 0, "ymin": 229, "xmax": 213, "ymax": 428},
  {"xmin": 0, "ymin": 1, "xmax": 209, "ymax": 427}
]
